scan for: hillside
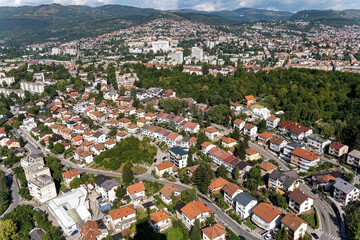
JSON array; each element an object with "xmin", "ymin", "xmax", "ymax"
[
  {"xmin": 0, "ymin": 4, "xmax": 158, "ymax": 46},
  {"xmin": 289, "ymin": 9, "xmax": 360, "ymax": 26}
]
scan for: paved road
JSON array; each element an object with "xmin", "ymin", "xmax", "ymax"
[
  {"xmin": 300, "ymin": 184, "xmax": 342, "ymax": 240},
  {"xmin": 0, "ymin": 165, "xmax": 20, "ymax": 218},
  {"xmin": 18, "ymin": 127, "xmax": 261, "ymax": 240}
]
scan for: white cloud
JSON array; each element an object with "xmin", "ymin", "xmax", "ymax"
[{"xmin": 135, "ymin": 0, "xmax": 178, "ymax": 10}]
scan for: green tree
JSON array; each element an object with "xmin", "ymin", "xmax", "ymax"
[
  {"xmin": 145, "ymin": 103, "xmax": 155, "ymax": 113},
  {"xmin": 192, "ymin": 163, "xmax": 215, "ymax": 194},
  {"xmin": 69, "ymin": 177, "xmax": 83, "ymax": 189},
  {"xmin": 216, "ymin": 165, "xmax": 228, "ymax": 178},
  {"xmin": 53, "ymin": 142, "xmax": 64, "ymax": 154},
  {"xmin": 190, "ymin": 219, "xmax": 201, "ymax": 240},
  {"xmin": 115, "ymin": 187, "xmax": 126, "ymax": 200},
  {"xmin": 119, "ymin": 85, "xmax": 125, "ymax": 96},
  {"xmin": 274, "ymin": 227, "xmax": 288, "ymax": 240},
  {"xmin": 122, "ymin": 164, "xmax": 134, "ymax": 186},
  {"xmin": 181, "ymin": 188, "xmax": 197, "ymax": 204},
  {"xmin": 0, "ymin": 219, "xmax": 18, "ymax": 240},
  {"xmin": 234, "ymin": 166, "xmax": 240, "ymax": 180},
  {"xmin": 232, "ymin": 127, "xmax": 241, "ymax": 141}
]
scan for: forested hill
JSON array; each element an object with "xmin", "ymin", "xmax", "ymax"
[{"xmin": 132, "ymin": 64, "xmax": 360, "ymax": 149}]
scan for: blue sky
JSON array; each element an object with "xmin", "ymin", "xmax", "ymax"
[{"xmin": 1, "ymin": 0, "xmax": 359, "ymax": 12}]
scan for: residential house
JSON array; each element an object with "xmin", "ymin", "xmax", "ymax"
[
  {"xmin": 180, "ymin": 121, "xmax": 200, "ymax": 133},
  {"xmin": 269, "ymin": 136, "xmax": 287, "ymax": 153},
  {"xmin": 61, "ymin": 169, "xmax": 80, "ymax": 187},
  {"xmin": 268, "ymin": 170, "xmax": 299, "ymax": 195},
  {"xmin": 243, "ymin": 123, "xmax": 257, "ymax": 139},
  {"xmin": 233, "ymin": 119, "xmax": 245, "ymax": 130},
  {"xmin": 109, "ymin": 205, "xmax": 137, "ymax": 232},
  {"xmin": 329, "ymin": 142, "xmax": 349, "ymax": 158},
  {"xmin": 80, "ymin": 219, "xmax": 109, "ymax": 240},
  {"xmin": 105, "ymin": 140, "xmax": 116, "ymax": 149},
  {"xmin": 281, "ymin": 142, "xmax": 305, "ymax": 162},
  {"xmin": 266, "ymin": 116, "xmax": 280, "ymax": 129},
  {"xmin": 243, "ymin": 95, "xmax": 256, "ymax": 107},
  {"xmin": 116, "ymin": 132, "xmax": 128, "ymax": 142},
  {"xmin": 127, "ymin": 181, "xmax": 146, "ymax": 201},
  {"xmin": 333, "ymin": 178, "xmax": 359, "ymax": 206},
  {"xmin": 245, "ymin": 148, "xmax": 261, "ymax": 161},
  {"xmin": 347, "ymin": 150, "xmax": 360, "ymax": 168},
  {"xmin": 251, "ymin": 203, "xmax": 283, "ymax": 230},
  {"xmin": 221, "ymin": 137, "xmax": 237, "ymax": 148},
  {"xmin": 46, "ymin": 186, "xmax": 91, "ymax": 236},
  {"xmin": 91, "ymin": 143, "xmax": 106, "ymax": 156},
  {"xmin": 311, "ymin": 171, "xmax": 341, "ymax": 190},
  {"xmin": 288, "ymin": 189, "xmax": 313, "ymax": 214},
  {"xmin": 127, "ymin": 124, "xmax": 138, "ymax": 134},
  {"xmin": 258, "ymin": 162, "xmax": 277, "ymax": 176},
  {"xmin": 234, "ymin": 192, "xmax": 258, "ymax": 219},
  {"xmin": 160, "ymin": 183, "xmax": 181, "ymax": 205},
  {"xmin": 223, "ymin": 183, "xmax": 243, "ymax": 206},
  {"xmin": 94, "ymin": 176, "xmax": 120, "ymax": 202},
  {"xmin": 168, "ymin": 146, "xmax": 188, "ymax": 169},
  {"xmin": 73, "ymin": 148, "xmax": 94, "ymax": 164},
  {"xmin": 201, "ymin": 223, "xmax": 226, "ymax": 240},
  {"xmin": 206, "ymin": 146, "xmax": 243, "ymax": 173},
  {"xmin": 155, "ymin": 161, "xmax": 175, "ymax": 177},
  {"xmin": 290, "ymin": 125, "xmax": 312, "ymax": 141},
  {"xmin": 307, "ymin": 134, "xmax": 331, "ymax": 154},
  {"xmin": 257, "ymin": 132, "xmax": 273, "ymax": 147},
  {"xmin": 290, "ymin": 147, "xmax": 320, "ymax": 171},
  {"xmin": 93, "ymin": 132, "xmax": 106, "ymax": 143},
  {"xmin": 208, "ymin": 177, "xmax": 230, "ymax": 195},
  {"xmin": 204, "ymin": 127, "xmax": 220, "ymax": 141},
  {"xmin": 281, "ymin": 213, "xmax": 307, "ymax": 240},
  {"xmin": 148, "ymin": 209, "xmax": 172, "ymax": 233},
  {"xmin": 179, "ymin": 200, "xmax": 214, "ymax": 229},
  {"xmin": 20, "ymin": 154, "xmax": 44, "ymax": 168}
]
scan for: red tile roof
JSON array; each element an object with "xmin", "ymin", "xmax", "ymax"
[{"xmin": 252, "ymin": 203, "xmax": 282, "ymax": 223}]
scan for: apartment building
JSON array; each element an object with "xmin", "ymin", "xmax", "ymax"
[
  {"xmin": 168, "ymin": 146, "xmax": 188, "ymax": 169},
  {"xmin": 333, "ymin": 178, "xmax": 359, "ymax": 206},
  {"xmin": 290, "ymin": 147, "xmax": 320, "ymax": 171}
]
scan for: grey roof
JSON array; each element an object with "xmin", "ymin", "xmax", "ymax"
[
  {"xmin": 269, "ymin": 170, "xmax": 299, "ymax": 189},
  {"xmin": 101, "ymin": 179, "xmax": 120, "ymax": 191},
  {"xmin": 308, "ymin": 134, "xmax": 330, "ymax": 143},
  {"xmin": 235, "ymin": 161, "xmax": 250, "ymax": 170},
  {"xmin": 349, "ymin": 149, "xmax": 360, "ymax": 159},
  {"xmin": 94, "ymin": 176, "xmax": 111, "ymax": 187},
  {"xmin": 169, "ymin": 146, "xmax": 188, "ymax": 156},
  {"xmin": 234, "ymin": 192, "xmax": 257, "ymax": 206},
  {"xmin": 333, "ymin": 178, "xmax": 357, "ymax": 194},
  {"xmin": 287, "ymin": 142, "xmax": 305, "ymax": 149},
  {"xmin": 30, "ymin": 228, "xmax": 44, "ymax": 240}
]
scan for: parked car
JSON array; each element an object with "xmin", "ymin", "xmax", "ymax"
[{"xmin": 311, "ymin": 233, "xmax": 319, "ymax": 239}]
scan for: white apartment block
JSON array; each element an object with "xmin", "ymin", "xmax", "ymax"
[
  {"xmin": 191, "ymin": 47, "xmax": 203, "ymax": 61},
  {"xmin": 0, "ymin": 77, "xmax": 15, "ymax": 86},
  {"xmin": 20, "ymin": 81, "xmax": 45, "ymax": 94}
]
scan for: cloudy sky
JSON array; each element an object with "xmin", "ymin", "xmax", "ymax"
[{"xmin": 0, "ymin": 0, "xmax": 359, "ymax": 12}]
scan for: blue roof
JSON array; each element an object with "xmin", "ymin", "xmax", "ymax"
[{"xmin": 169, "ymin": 146, "xmax": 188, "ymax": 156}]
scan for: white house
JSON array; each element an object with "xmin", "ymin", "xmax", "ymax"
[
  {"xmin": 234, "ymin": 192, "xmax": 258, "ymax": 219},
  {"xmin": 127, "ymin": 181, "xmax": 146, "ymax": 201},
  {"xmin": 266, "ymin": 116, "xmax": 280, "ymax": 129},
  {"xmin": 243, "ymin": 123, "xmax": 257, "ymax": 139},
  {"xmin": 251, "ymin": 203, "xmax": 283, "ymax": 230},
  {"xmin": 281, "ymin": 213, "xmax": 308, "ymax": 240},
  {"xmin": 307, "ymin": 134, "xmax": 331, "ymax": 154},
  {"xmin": 223, "ymin": 183, "xmax": 243, "ymax": 206},
  {"xmin": 333, "ymin": 178, "xmax": 360, "ymax": 206},
  {"xmin": 160, "ymin": 183, "xmax": 181, "ymax": 205},
  {"xmin": 269, "ymin": 136, "xmax": 287, "ymax": 153},
  {"xmin": 168, "ymin": 146, "xmax": 188, "ymax": 169},
  {"xmin": 179, "ymin": 200, "xmax": 214, "ymax": 229},
  {"xmin": 288, "ymin": 189, "xmax": 314, "ymax": 214},
  {"xmin": 61, "ymin": 169, "xmax": 80, "ymax": 187},
  {"xmin": 148, "ymin": 209, "xmax": 172, "ymax": 233},
  {"xmin": 202, "ymin": 223, "xmax": 226, "ymax": 240},
  {"xmin": 233, "ymin": 119, "xmax": 245, "ymax": 130},
  {"xmin": 109, "ymin": 205, "xmax": 136, "ymax": 231},
  {"xmin": 94, "ymin": 176, "xmax": 120, "ymax": 202}
]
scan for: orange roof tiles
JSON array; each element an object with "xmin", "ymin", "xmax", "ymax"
[
  {"xmin": 258, "ymin": 162, "xmax": 277, "ymax": 172},
  {"xmin": 62, "ymin": 169, "xmax": 80, "ymax": 179},
  {"xmin": 160, "ymin": 183, "xmax": 181, "ymax": 199},
  {"xmin": 156, "ymin": 161, "xmax": 174, "ymax": 171},
  {"xmin": 109, "ymin": 205, "xmax": 136, "ymax": 220},
  {"xmin": 258, "ymin": 132, "xmax": 273, "ymax": 139},
  {"xmin": 208, "ymin": 177, "xmax": 230, "ymax": 193},
  {"xmin": 80, "ymin": 220, "xmax": 102, "ymax": 240},
  {"xmin": 148, "ymin": 209, "xmax": 170, "ymax": 224},
  {"xmin": 245, "ymin": 95, "xmax": 255, "ymax": 101},
  {"xmin": 222, "ymin": 183, "xmax": 242, "ymax": 196},
  {"xmin": 180, "ymin": 200, "xmax": 214, "ymax": 220},
  {"xmin": 201, "ymin": 223, "xmax": 226, "ymax": 240},
  {"xmin": 267, "ymin": 115, "xmax": 277, "ymax": 121},
  {"xmin": 291, "ymin": 147, "xmax": 320, "ymax": 161},
  {"xmin": 281, "ymin": 213, "xmax": 307, "ymax": 231},
  {"xmin": 221, "ymin": 137, "xmax": 237, "ymax": 144},
  {"xmin": 246, "ymin": 148, "xmax": 259, "ymax": 155},
  {"xmin": 127, "ymin": 181, "xmax": 145, "ymax": 195},
  {"xmin": 252, "ymin": 203, "xmax": 282, "ymax": 223}
]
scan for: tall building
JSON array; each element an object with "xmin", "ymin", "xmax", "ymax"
[
  {"xmin": 191, "ymin": 47, "xmax": 203, "ymax": 61},
  {"xmin": 168, "ymin": 146, "xmax": 188, "ymax": 169},
  {"xmin": 169, "ymin": 51, "xmax": 183, "ymax": 64},
  {"xmin": 20, "ymin": 82, "xmax": 45, "ymax": 94},
  {"xmin": 151, "ymin": 41, "xmax": 170, "ymax": 53},
  {"xmin": 24, "ymin": 164, "xmax": 57, "ymax": 203}
]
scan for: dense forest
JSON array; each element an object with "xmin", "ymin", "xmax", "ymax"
[{"xmin": 133, "ymin": 64, "xmax": 360, "ymax": 149}]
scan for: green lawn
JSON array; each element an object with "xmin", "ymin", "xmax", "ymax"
[
  {"xmin": 244, "ymin": 218, "xmax": 256, "ymax": 230},
  {"xmin": 300, "ymin": 211, "xmax": 319, "ymax": 229},
  {"xmin": 165, "ymin": 227, "xmax": 183, "ymax": 240},
  {"xmin": 144, "ymin": 180, "xmax": 164, "ymax": 196}
]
